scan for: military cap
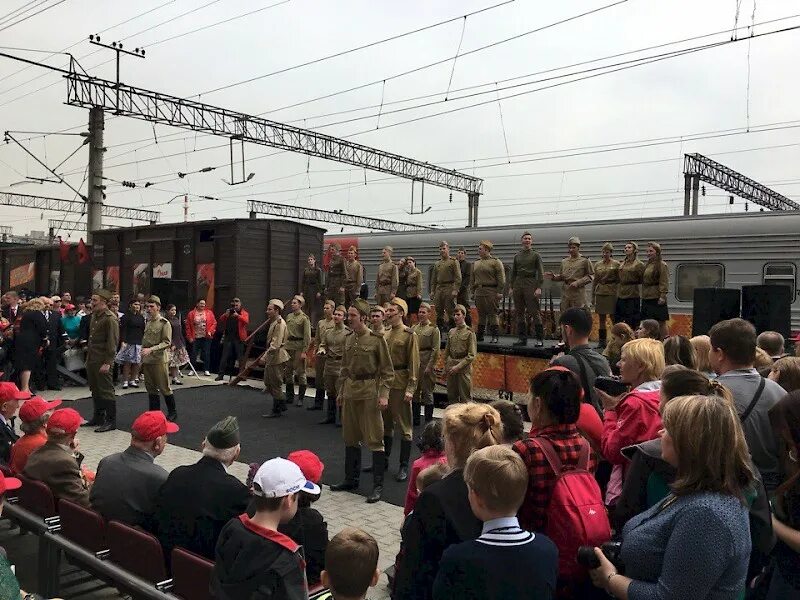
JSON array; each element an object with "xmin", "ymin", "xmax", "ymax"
[
  {"xmin": 419, "ymin": 302, "xmax": 432, "ymax": 310},
  {"xmin": 370, "ymin": 304, "xmax": 385, "ymax": 315},
  {"xmin": 602, "ymin": 242, "xmax": 614, "ymax": 253},
  {"xmin": 479, "ymin": 240, "xmax": 493, "ymax": 251},
  {"xmin": 628, "ymin": 241, "xmax": 639, "ymax": 252},
  {"xmin": 457, "ymin": 247, "xmax": 466, "ymax": 253},
  {"xmin": 324, "ymin": 299, "xmax": 336, "ymax": 309},
  {"xmin": 95, "ymin": 289, "xmax": 112, "ymax": 301},
  {"xmin": 148, "ymin": 295, "xmax": 162, "ymax": 306},
  {"xmin": 293, "ymin": 294, "xmax": 305, "ymax": 307},
  {"xmin": 383, "ymin": 245, "xmax": 393, "ymax": 254},
  {"xmin": 329, "ymin": 242, "xmax": 341, "ymax": 250},
  {"xmin": 568, "ymin": 236, "xmax": 581, "ymax": 246},
  {"xmin": 351, "ymin": 297, "xmax": 371, "ymax": 316},
  {"xmin": 335, "ymin": 304, "xmax": 347, "ymax": 314},
  {"xmin": 348, "ymin": 245, "xmax": 357, "ymax": 252},
  {"xmin": 438, "ymin": 240, "xmax": 449, "ymax": 248},
  {"xmin": 207, "ymin": 416, "xmax": 240, "ymax": 449},
  {"xmin": 390, "ymin": 297, "xmax": 408, "ymax": 315},
  {"xmin": 269, "ymin": 298, "xmax": 284, "ymax": 311},
  {"xmin": 454, "ymin": 304, "xmax": 467, "ymax": 315},
  {"xmin": 521, "ymin": 231, "xmax": 533, "ymax": 239}
]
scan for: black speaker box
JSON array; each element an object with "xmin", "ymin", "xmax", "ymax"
[
  {"xmin": 151, "ymin": 279, "xmax": 190, "ymax": 316},
  {"xmin": 692, "ymin": 288, "xmax": 741, "ymax": 336},
  {"xmin": 741, "ymin": 285, "xmax": 792, "ymax": 338}
]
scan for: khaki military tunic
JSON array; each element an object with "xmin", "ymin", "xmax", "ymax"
[
  {"xmin": 315, "ymin": 317, "xmax": 335, "ymax": 393},
  {"xmin": 262, "ymin": 316, "xmax": 290, "ymax": 400},
  {"xmin": 87, "ymin": 309, "xmax": 119, "ymax": 406},
  {"xmin": 457, "ymin": 259, "xmax": 473, "ymax": 313},
  {"xmin": 344, "ymin": 259, "xmax": 364, "ymax": 307},
  {"xmin": 302, "ymin": 266, "xmax": 323, "ymax": 321},
  {"xmin": 142, "ymin": 315, "xmax": 172, "ymax": 396},
  {"xmin": 319, "ymin": 322, "xmax": 349, "ymax": 398},
  {"xmin": 406, "ymin": 267, "xmax": 423, "ymax": 298},
  {"xmin": 338, "ymin": 329, "xmax": 394, "ymax": 451},
  {"xmin": 326, "ymin": 254, "xmax": 346, "ymax": 306},
  {"xmin": 431, "ymin": 257, "xmax": 462, "ymax": 326},
  {"xmin": 552, "ymin": 255, "xmax": 594, "ymax": 310},
  {"xmin": 616, "ymin": 259, "xmax": 645, "ymax": 299},
  {"xmin": 384, "ymin": 324, "xmax": 420, "ymax": 441},
  {"xmin": 593, "ymin": 259, "xmax": 621, "ymax": 315},
  {"xmin": 642, "ymin": 260, "xmax": 669, "ymax": 301},
  {"xmin": 510, "ymin": 248, "xmax": 544, "ymax": 332},
  {"xmin": 285, "ymin": 311, "xmax": 311, "ymax": 386},
  {"xmin": 375, "ymin": 260, "xmax": 399, "ymax": 306},
  {"xmin": 412, "ymin": 321, "xmax": 440, "ymax": 406},
  {"xmin": 471, "ymin": 255, "xmax": 506, "ymax": 336},
  {"xmin": 443, "ymin": 324, "xmax": 477, "ymax": 404}
]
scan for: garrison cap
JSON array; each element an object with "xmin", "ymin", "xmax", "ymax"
[
  {"xmin": 335, "ymin": 304, "xmax": 347, "ymax": 314},
  {"xmin": 602, "ymin": 242, "xmax": 614, "ymax": 253},
  {"xmin": 329, "ymin": 242, "xmax": 341, "ymax": 250},
  {"xmin": 95, "ymin": 289, "xmax": 112, "ymax": 301},
  {"xmin": 207, "ymin": 416, "xmax": 240, "ymax": 449},
  {"xmin": 419, "ymin": 302, "xmax": 431, "ymax": 311},
  {"xmin": 370, "ymin": 304, "xmax": 385, "ymax": 315},
  {"xmin": 568, "ymin": 236, "xmax": 581, "ymax": 246},
  {"xmin": 438, "ymin": 240, "xmax": 449, "ymax": 248},
  {"xmin": 351, "ymin": 298, "xmax": 371, "ymax": 316},
  {"xmin": 479, "ymin": 240, "xmax": 493, "ymax": 251},
  {"xmin": 324, "ymin": 299, "xmax": 336, "ymax": 309},
  {"xmin": 457, "ymin": 247, "xmax": 466, "ymax": 253},
  {"xmin": 454, "ymin": 304, "xmax": 467, "ymax": 315},
  {"xmin": 293, "ymin": 295, "xmax": 305, "ymax": 307},
  {"xmin": 627, "ymin": 241, "xmax": 639, "ymax": 252},
  {"xmin": 390, "ymin": 297, "xmax": 408, "ymax": 315},
  {"xmin": 383, "ymin": 246, "xmax": 393, "ymax": 254},
  {"xmin": 521, "ymin": 231, "xmax": 533, "ymax": 238},
  {"xmin": 148, "ymin": 295, "xmax": 162, "ymax": 306},
  {"xmin": 269, "ymin": 298, "xmax": 284, "ymax": 311}
]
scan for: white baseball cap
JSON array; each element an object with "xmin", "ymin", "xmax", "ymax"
[{"xmin": 252, "ymin": 458, "xmax": 321, "ymax": 498}]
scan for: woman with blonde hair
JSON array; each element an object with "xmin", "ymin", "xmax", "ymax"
[
  {"xmin": 591, "ymin": 394, "xmax": 755, "ymax": 599},
  {"xmin": 13, "ymin": 297, "xmax": 48, "ymax": 393},
  {"xmin": 769, "ymin": 356, "xmax": 800, "ymax": 393},
  {"xmin": 393, "ymin": 402, "xmax": 502, "ymax": 599},
  {"xmin": 604, "ymin": 322, "xmax": 634, "ymax": 376},
  {"xmin": 690, "ymin": 334, "xmax": 715, "ymax": 377},
  {"xmin": 640, "ymin": 241, "xmax": 670, "ymax": 338}
]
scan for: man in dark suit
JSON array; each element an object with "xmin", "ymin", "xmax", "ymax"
[
  {"xmin": 43, "ymin": 297, "xmax": 68, "ymax": 390},
  {"xmin": 0, "ymin": 382, "xmax": 31, "ymax": 467},
  {"xmin": 0, "ymin": 291, "xmax": 21, "ymax": 322},
  {"xmin": 23, "ymin": 408, "xmax": 90, "ymax": 506},
  {"xmin": 153, "ymin": 416, "xmax": 250, "ymax": 560},
  {"xmin": 90, "ymin": 411, "xmax": 179, "ymax": 528}
]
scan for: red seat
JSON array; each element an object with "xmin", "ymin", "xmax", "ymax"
[
  {"xmin": 171, "ymin": 547, "xmax": 214, "ymax": 600},
  {"xmin": 107, "ymin": 520, "xmax": 168, "ymax": 584},
  {"xmin": 17, "ymin": 474, "xmax": 56, "ymax": 518},
  {"xmin": 59, "ymin": 499, "xmax": 108, "ymax": 555}
]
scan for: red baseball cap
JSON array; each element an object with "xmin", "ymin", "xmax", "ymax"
[
  {"xmin": 0, "ymin": 382, "xmax": 32, "ymax": 403},
  {"xmin": 19, "ymin": 396, "xmax": 62, "ymax": 423},
  {"xmin": 131, "ymin": 411, "xmax": 179, "ymax": 441},
  {"xmin": 46, "ymin": 408, "xmax": 82, "ymax": 435},
  {"xmin": 287, "ymin": 450, "xmax": 324, "ymax": 484},
  {"xmin": 0, "ymin": 473, "xmax": 21, "ymax": 496}
]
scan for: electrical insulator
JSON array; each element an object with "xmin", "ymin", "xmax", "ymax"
[
  {"xmin": 701, "ymin": 185, "xmax": 706, "ymax": 196},
  {"xmin": 449, "ymin": 192, "xmax": 453, "ymax": 203},
  {"xmin": 729, "ymin": 195, "xmax": 734, "ymax": 204},
  {"xmin": 745, "ymin": 202, "xmax": 749, "ymax": 212}
]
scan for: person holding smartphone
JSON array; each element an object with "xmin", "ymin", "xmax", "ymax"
[{"xmin": 215, "ymin": 298, "xmax": 249, "ymax": 382}]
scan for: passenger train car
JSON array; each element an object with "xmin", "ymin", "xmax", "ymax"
[{"xmin": 325, "ymin": 211, "xmax": 800, "ymax": 335}]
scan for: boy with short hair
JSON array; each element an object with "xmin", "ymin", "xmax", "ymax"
[
  {"xmin": 212, "ymin": 457, "xmax": 321, "ymax": 600},
  {"xmin": 318, "ymin": 527, "xmax": 380, "ymax": 600},
  {"xmin": 432, "ymin": 445, "xmax": 558, "ymax": 600}
]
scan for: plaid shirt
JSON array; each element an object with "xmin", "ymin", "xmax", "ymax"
[{"xmin": 512, "ymin": 424, "xmax": 597, "ymax": 533}]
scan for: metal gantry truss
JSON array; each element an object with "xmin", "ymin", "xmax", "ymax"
[
  {"xmin": 247, "ymin": 199, "xmax": 433, "ymax": 232},
  {"xmin": 1, "ymin": 192, "xmax": 160, "ymax": 223},
  {"xmin": 683, "ymin": 153, "xmax": 800, "ymax": 214}
]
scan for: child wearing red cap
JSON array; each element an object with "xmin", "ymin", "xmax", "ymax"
[
  {"xmin": 9, "ymin": 396, "xmax": 61, "ymax": 475},
  {"xmin": 0, "ymin": 382, "xmax": 31, "ymax": 467}
]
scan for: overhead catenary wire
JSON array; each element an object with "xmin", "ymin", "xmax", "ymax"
[{"xmin": 0, "ymin": 0, "xmax": 67, "ymax": 34}]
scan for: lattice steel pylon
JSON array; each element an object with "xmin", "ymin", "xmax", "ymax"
[
  {"xmin": 683, "ymin": 153, "xmax": 800, "ymax": 215},
  {"xmin": 1, "ymin": 192, "xmax": 160, "ymax": 222}
]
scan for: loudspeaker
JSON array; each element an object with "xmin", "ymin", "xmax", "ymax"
[
  {"xmin": 741, "ymin": 285, "xmax": 792, "ymax": 338},
  {"xmin": 692, "ymin": 288, "xmax": 741, "ymax": 336},
  {"xmin": 151, "ymin": 279, "xmax": 190, "ymax": 315}
]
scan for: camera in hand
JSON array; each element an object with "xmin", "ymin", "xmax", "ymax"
[
  {"xmin": 594, "ymin": 375, "xmax": 629, "ymax": 397},
  {"xmin": 576, "ymin": 541, "xmax": 623, "ymax": 570}
]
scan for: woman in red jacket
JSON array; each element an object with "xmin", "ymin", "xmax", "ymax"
[{"xmin": 185, "ymin": 299, "xmax": 217, "ymax": 376}]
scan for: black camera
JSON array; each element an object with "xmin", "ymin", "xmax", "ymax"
[
  {"xmin": 594, "ymin": 375, "xmax": 629, "ymax": 397},
  {"xmin": 576, "ymin": 541, "xmax": 623, "ymax": 570}
]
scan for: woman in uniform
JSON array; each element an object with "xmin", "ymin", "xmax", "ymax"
[
  {"xmin": 593, "ymin": 242, "xmax": 620, "ymax": 349},
  {"xmin": 443, "ymin": 304, "xmax": 476, "ymax": 404},
  {"xmin": 641, "ymin": 242, "xmax": 670, "ymax": 338},
  {"xmin": 614, "ymin": 241, "xmax": 645, "ymax": 329}
]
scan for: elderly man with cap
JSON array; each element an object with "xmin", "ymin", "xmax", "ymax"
[
  {"xmin": 325, "ymin": 242, "xmax": 346, "ymax": 306},
  {"xmin": 471, "ymin": 240, "xmax": 506, "ymax": 344},
  {"xmin": 510, "ymin": 231, "xmax": 545, "ymax": 347},
  {"xmin": 9, "ymin": 394, "xmax": 60, "ymax": 474},
  {"xmin": 545, "ymin": 236, "xmax": 594, "ymax": 312},
  {"xmin": 593, "ymin": 242, "xmax": 620, "ymax": 349},
  {"xmin": 317, "ymin": 304, "xmax": 349, "ymax": 425},
  {"xmin": 0, "ymin": 382, "xmax": 32, "ymax": 467},
  {"xmin": 24, "ymin": 408, "xmax": 90, "ymax": 507},
  {"xmin": 431, "ymin": 241, "xmax": 462, "ymax": 333},
  {"xmin": 140, "ymin": 295, "xmax": 177, "ymax": 423},
  {"xmin": 614, "ymin": 241, "xmax": 645, "ymax": 328},
  {"xmin": 344, "ymin": 245, "xmax": 364, "ymax": 308},
  {"xmin": 375, "ymin": 246, "xmax": 399, "ymax": 306},
  {"xmin": 411, "ymin": 302, "xmax": 440, "ymax": 424},
  {"xmin": 90, "ymin": 411, "xmax": 179, "ymax": 528},
  {"xmin": 330, "ymin": 298, "xmax": 394, "ymax": 503},
  {"xmin": 443, "ymin": 304, "xmax": 477, "ymax": 404},
  {"xmin": 153, "ymin": 416, "xmax": 250, "ymax": 560},
  {"xmin": 261, "ymin": 298, "xmax": 290, "ymax": 418},
  {"xmin": 83, "ymin": 288, "xmax": 119, "ymax": 432},
  {"xmin": 285, "ymin": 295, "xmax": 312, "ymax": 408},
  {"xmin": 310, "ymin": 300, "xmax": 336, "ymax": 412}
]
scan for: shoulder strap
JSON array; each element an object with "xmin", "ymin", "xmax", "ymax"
[
  {"xmin": 530, "ymin": 437, "xmax": 564, "ymax": 475},
  {"xmin": 740, "ymin": 377, "xmax": 766, "ymax": 423}
]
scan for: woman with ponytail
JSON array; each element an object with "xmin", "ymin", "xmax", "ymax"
[{"xmin": 393, "ymin": 402, "xmax": 502, "ymax": 600}]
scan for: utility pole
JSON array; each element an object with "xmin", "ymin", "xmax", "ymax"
[{"xmin": 87, "ymin": 107, "xmax": 104, "ymax": 243}]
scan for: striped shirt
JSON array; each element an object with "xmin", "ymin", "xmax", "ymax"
[{"xmin": 477, "ymin": 516, "xmax": 535, "ymax": 546}]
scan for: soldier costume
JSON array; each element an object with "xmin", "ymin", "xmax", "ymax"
[
  {"xmin": 311, "ymin": 301, "xmax": 335, "ymax": 412},
  {"xmin": 375, "ymin": 247, "xmax": 399, "ymax": 306},
  {"xmin": 302, "ymin": 256, "xmax": 324, "ymax": 323},
  {"xmin": 549, "ymin": 236, "xmax": 594, "ymax": 310},
  {"xmin": 330, "ymin": 298, "xmax": 394, "ymax": 504},
  {"xmin": 510, "ymin": 232, "xmax": 545, "ymax": 347},
  {"xmin": 641, "ymin": 242, "xmax": 670, "ymax": 324},
  {"xmin": 141, "ymin": 296, "xmax": 176, "ymax": 421},
  {"xmin": 456, "ymin": 248, "xmax": 473, "ymax": 326},
  {"xmin": 431, "ymin": 242, "xmax": 462, "ymax": 332},
  {"xmin": 285, "ymin": 297, "xmax": 312, "ymax": 407},
  {"xmin": 85, "ymin": 289, "xmax": 120, "ymax": 432},
  {"xmin": 261, "ymin": 299, "xmax": 290, "ymax": 418},
  {"xmin": 317, "ymin": 305, "xmax": 349, "ymax": 425},
  {"xmin": 593, "ymin": 243, "xmax": 621, "ymax": 348},
  {"xmin": 614, "ymin": 241, "xmax": 645, "ymax": 328},
  {"xmin": 405, "ymin": 258, "xmax": 424, "ymax": 317},
  {"xmin": 443, "ymin": 305, "xmax": 477, "ymax": 404},
  {"xmin": 326, "ymin": 243, "xmax": 346, "ymax": 307},
  {"xmin": 344, "ymin": 247, "xmax": 364, "ymax": 307},
  {"xmin": 411, "ymin": 302, "xmax": 440, "ymax": 424},
  {"xmin": 471, "ymin": 240, "xmax": 505, "ymax": 343}
]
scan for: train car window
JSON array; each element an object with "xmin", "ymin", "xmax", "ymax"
[
  {"xmin": 763, "ymin": 263, "xmax": 796, "ymax": 297},
  {"xmin": 542, "ymin": 263, "xmax": 562, "ymax": 300},
  {"xmin": 675, "ymin": 263, "xmax": 724, "ymax": 302}
]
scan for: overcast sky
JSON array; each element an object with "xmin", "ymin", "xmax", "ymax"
[{"xmin": 0, "ymin": 0, "xmax": 798, "ymax": 238}]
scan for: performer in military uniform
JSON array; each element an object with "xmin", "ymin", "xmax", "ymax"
[
  {"xmin": 370, "ymin": 305, "xmax": 387, "ymax": 337},
  {"xmin": 431, "ymin": 241, "xmax": 462, "ymax": 332},
  {"xmin": 83, "ymin": 289, "xmax": 120, "ymax": 433},
  {"xmin": 411, "ymin": 302, "xmax": 440, "ymax": 425},
  {"xmin": 330, "ymin": 298, "xmax": 394, "ymax": 504},
  {"xmin": 614, "ymin": 241, "xmax": 645, "ymax": 329},
  {"xmin": 141, "ymin": 296, "xmax": 176, "ymax": 422},
  {"xmin": 285, "ymin": 296, "xmax": 311, "ymax": 407},
  {"xmin": 641, "ymin": 241, "xmax": 670, "ymax": 338},
  {"xmin": 317, "ymin": 304, "xmax": 348, "ymax": 425},
  {"xmin": 310, "ymin": 300, "xmax": 335, "ymax": 411},
  {"xmin": 471, "ymin": 240, "xmax": 505, "ymax": 343},
  {"xmin": 510, "ymin": 231, "xmax": 545, "ymax": 347},
  {"xmin": 456, "ymin": 247, "xmax": 473, "ymax": 326},
  {"xmin": 396, "ymin": 257, "xmax": 409, "ymax": 302},
  {"xmin": 344, "ymin": 246, "xmax": 364, "ymax": 307},
  {"xmin": 443, "ymin": 304, "xmax": 477, "ymax": 404},
  {"xmin": 593, "ymin": 242, "xmax": 620, "ymax": 348},
  {"xmin": 326, "ymin": 243, "xmax": 346, "ymax": 307},
  {"xmin": 545, "ymin": 236, "xmax": 594, "ymax": 311},
  {"xmin": 405, "ymin": 257, "xmax": 423, "ymax": 318},
  {"xmin": 375, "ymin": 246, "xmax": 399, "ymax": 306},
  {"xmin": 261, "ymin": 299, "xmax": 290, "ymax": 418},
  {"xmin": 302, "ymin": 254, "xmax": 324, "ymax": 324}
]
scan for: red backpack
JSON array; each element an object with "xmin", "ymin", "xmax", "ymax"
[{"xmin": 532, "ymin": 437, "xmax": 611, "ymax": 579}]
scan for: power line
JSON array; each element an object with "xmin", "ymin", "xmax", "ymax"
[{"xmin": 0, "ymin": 0, "xmax": 67, "ymax": 34}]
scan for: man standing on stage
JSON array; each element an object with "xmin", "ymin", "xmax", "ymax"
[
  {"xmin": 411, "ymin": 302, "xmax": 440, "ymax": 425},
  {"xmin": 310, "ymin": 300, "xmax": 335, "ymax": 412},
  {"xmin": 375, "ymin": 246, "xmax": 399, "ymax": 306},
  {"xmin": 405, "ymin": 257, "xmax": 424, "ymax": 318},
  {"xmin": 285, "ymin": 296, "xmax": 311, "ymax": 407},
  {"xmin": 330, "ymin": 298, "xmax": 393, "ymax": 504},
  {"xmin": 326, "ymin": 243, "xmax": 346, "ymax": 307},
  {"xmin": 317, "ymin": 304, "xmax": 349, "ymax": 425},
  {"xmin": 302, "ymin": 254, "xmax": 324, "ymax": 324},
  {"xmin": 510, "ymin": 231, "xmax": 545, "ymax": 347},
  {"xmin": 261, "ymin": 299, "xmax": 290, "ymax": 418},
  {"xmin": 344, "ymin": 246, "xmax": 364, "ymax": 307},
  {"xmin": 83, "ymin": 289, "xmax": 119, "ymax": 433},
  {"xmin": 471, "ymin": 240, "xmax": 505, "ymax": 344},
  {"xmin": 545, "ymin": 236, "xmax": 594, "ymax": 311},
  {"xmin": 456, "ymin": 247, "xmax": 473, "ymax": 326},
  {"xmin": 431, "ymin": 241, "xmax": 462, "ymax": 333},
  {"xmin": 141, "ymin": 296, "xmax": 176, "ymax": 422}
]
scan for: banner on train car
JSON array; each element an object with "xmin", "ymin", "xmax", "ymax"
[
  {"xmin": 9, "ymin": 262, "xmax": 34, "ymax": 288},
  {"xmin": 153, "ymin": 263, "xmax": 172, "ymax": 279},
  {"xmin": 92, "ymin": 270, "xmax": 103, "ymax": 291},
  {"xmin": 105, "ymin": 266, "xmax": 119, "ymax": 292},
  {"xmin": 197, "ymin": 263, "xmax": 215, "ymax": 309},
  {"xmin": 133, "ymin": 263, "xmax": 149, "ymax": 295}
]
